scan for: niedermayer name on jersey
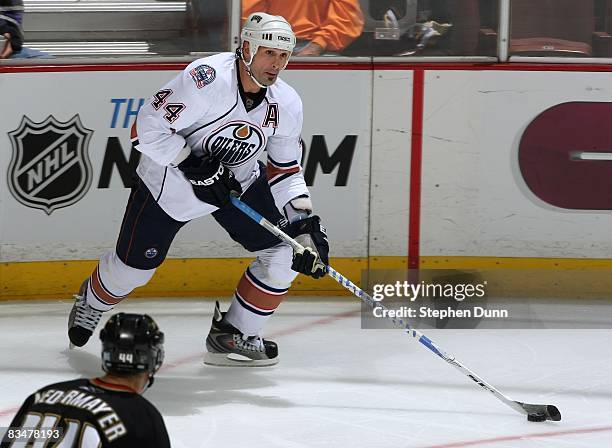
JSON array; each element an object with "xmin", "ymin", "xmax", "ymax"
[{"xmin": 204, "ymin": 120, "xmax": 266, "ymax": 167}]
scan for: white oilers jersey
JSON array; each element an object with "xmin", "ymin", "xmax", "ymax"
[{"xmin": 132, "ymin": 52, "xmax": 309, "ymax": 221}]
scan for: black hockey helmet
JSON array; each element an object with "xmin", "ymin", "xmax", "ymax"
[{"xmin": 100, "ymin": 313, "xmax": 164, "ymax": 378}]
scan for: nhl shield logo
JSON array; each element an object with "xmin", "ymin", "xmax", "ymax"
[{"xmin": 8, "ymin": 115, "xmax": 94, "ymax": 215}]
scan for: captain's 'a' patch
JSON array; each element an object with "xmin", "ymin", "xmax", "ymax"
[
  {"xmin": 262, "ymin": 103, "xmax": 279, "ymax": 128},
  {"xmin": 189, "ymin": 64, "xmax": 216, "ymax": 89}
]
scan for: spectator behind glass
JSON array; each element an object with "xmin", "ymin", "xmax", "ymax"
[
  {"xmin": 1, "ymin": 0, "xmax": 52, "ymax": 59},
  {"xmin": 242, "ymin": 0, "xmax": 364, "ymax": 55},
  {"xmin": 0, "ymin": 0, "xmax": 24, "ymax": 58}
]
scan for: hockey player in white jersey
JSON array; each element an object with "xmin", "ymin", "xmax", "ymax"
[{"xmin": 67, "ymin": 12, "xmax": 329, "ymax": 366}]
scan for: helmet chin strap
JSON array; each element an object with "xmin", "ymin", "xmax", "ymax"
[{"xmin": 239, "ymin": 47, "xmax": 275, "ymax": 89}]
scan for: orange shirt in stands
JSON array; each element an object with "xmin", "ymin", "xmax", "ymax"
[{"xmin": 242, "ymin": 0, "xmax": 364, "ymax": 53}]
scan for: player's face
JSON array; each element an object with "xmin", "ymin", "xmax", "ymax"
[{"xmin": 251, "ymin": 46, "xmax": 291, "ymax": 86}]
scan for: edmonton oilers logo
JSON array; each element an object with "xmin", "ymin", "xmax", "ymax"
[
  {"xmin": 144, "ymin": 247, "xmax": 158, "ymax": 259},
  {"xmin": 204, "ymin": 120, "xmax": 266, "ymax": 168}
]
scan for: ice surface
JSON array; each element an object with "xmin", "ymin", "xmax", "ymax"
[{"xmin": 1, "ymin": 298, "xmax": 611, "ymax": 448}]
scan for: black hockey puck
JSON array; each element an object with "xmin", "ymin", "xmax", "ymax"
[{"xmin": 527, "ymin": 412, "xmax": 547, "ymax": 422}]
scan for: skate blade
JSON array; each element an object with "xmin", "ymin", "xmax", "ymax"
[{"xmin": 203, "ymin": 352, "xmax": 278, "ymax": 367}]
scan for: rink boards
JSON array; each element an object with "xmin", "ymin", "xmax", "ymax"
[{"xmin": 2, "ymin": 61, "xmax": 612, "ymax": 298}]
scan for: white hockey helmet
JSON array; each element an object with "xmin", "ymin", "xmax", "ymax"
[{"xmin": 241, "ymin": 12, "xmax": 296, "ymax": 59}]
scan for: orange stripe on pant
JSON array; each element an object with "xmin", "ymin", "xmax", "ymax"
[
  {"xmin": 266, "ymin": 163, "xmax": 300, "ymax": 180},
  {"xmin": 130, "ymin": 119, "xmax": 138, "ymax": 139},
  {"xmin": 236, "ymin": 272, "xmax": 286, "ymax": 312},
  {"xmin": 90, "ymin": 266, "xmax": 125, "ymax": 306}
]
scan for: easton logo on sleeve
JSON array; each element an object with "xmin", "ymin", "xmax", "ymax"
[
  {"xmin": 203, "ymin": 121, "xmax": 266, "ymax": 167},
  {"xmin": 189, "ymin": 64, "xmax": 216, "ymax": 88},
  {"xmin": 7, "ymin": 115, "xmax": 93, "ymax": 215}
]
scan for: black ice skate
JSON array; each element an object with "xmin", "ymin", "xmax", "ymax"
[
  {"xmin": 68, "ymin": 280, "xmax": 103, "ymax": 347},
  {"xmin": 204, "ymin": 301, "xmax": 278, "ymax": 367}
]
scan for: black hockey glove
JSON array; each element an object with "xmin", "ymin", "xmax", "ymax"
[
  {"xmin": 285, "ymin": 215, "xmax": 329, "ymax": 279},
  {"xmin": 178, "ymin": 153, "xmax": 242, "ymax": 208}
]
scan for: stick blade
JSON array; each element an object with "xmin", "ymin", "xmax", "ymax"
[{"xmin": 518, "ymin": 402, "xmax": 562, "ymax": 421}]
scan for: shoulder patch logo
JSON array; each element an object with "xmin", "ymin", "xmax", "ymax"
[
  {"xmin": 189, "ymin": 64, "xmax": 216, "ymax": 89},
  {"xmin": 7, "ymin": 115, "xmax": 93, "ymax": 215}
]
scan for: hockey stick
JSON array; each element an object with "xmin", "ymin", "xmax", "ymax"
[{"xmin": 230, "ymin": 195, "xmax": 561, "ymax": 422}]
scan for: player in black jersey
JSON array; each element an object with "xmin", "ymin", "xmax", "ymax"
[{"xmin": 1, "ymin": 313, "xmax": 170, "ymax": 448}]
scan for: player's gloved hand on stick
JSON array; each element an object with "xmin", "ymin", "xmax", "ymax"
[
  {"xmin": 285, "ymin": 215, "xmax": 329, "ymax": 278},
  {"xmin": 178, "ymin": 153, "xmax": 242, "ymax": 208}
]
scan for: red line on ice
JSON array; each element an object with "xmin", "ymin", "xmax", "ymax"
[
  {"xmin": 0, "ymin": 307, "xmax": 361, "ymax": 416},
  {"xmin": 0, "ymin": 407, "xmax": 19, "ymax": 418},
  {"xmin": 159, "ymin": 308, "xmax": 361, "ymax": 371},
  {"xmin": 422, "ymin": 425, "xmax": 612, "ymax": 448}
]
